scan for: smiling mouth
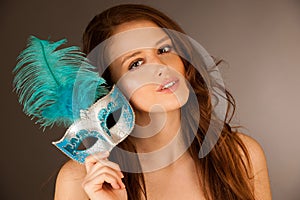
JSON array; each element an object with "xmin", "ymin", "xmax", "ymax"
[{"xmin": 157, "ymin": 78, "xmax": 179, "ymax": 92}]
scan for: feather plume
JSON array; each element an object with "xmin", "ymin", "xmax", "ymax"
[{"xmin": 13, "ymin": 36, "xmax": 108, "ymax": 128}]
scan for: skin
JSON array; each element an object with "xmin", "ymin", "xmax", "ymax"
[
  {"xmin": 54, "ymin": 20, "xmax": 272, "ymax": 200},
  {"xmin": 108, "ymin": 21, "xmax": 189, "ymax": 153}
]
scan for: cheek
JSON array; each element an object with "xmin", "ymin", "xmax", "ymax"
[
  {"xmin": 108, "ymin": 68, "xmax": 121, "ymax": 83},
  {"xmin": 128, "ymin": 86, "xmax": 154, "ymax": 111},
  {"xmin": 108, "ymin": 60, "xmax": 128, "ymax": 83},
  {"xmin": 166, "ymin": 55, "xmax": 185, "ymax": 75}
]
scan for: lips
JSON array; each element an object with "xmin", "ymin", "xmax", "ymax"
[{"xmin": 156, "ymin": 78, "xmax": 179, "ymax": 92}]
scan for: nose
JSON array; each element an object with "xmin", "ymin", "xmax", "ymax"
[
  {"xmin": 146, "ymin": 50, "xmax": 168, "ymax": 77},
  {"xmin": 147, "ymin": 50, "xmax": 165, "ymax": 65},
  {"xmin": 157, "ymin": 65, "xmax": 168, "ymax": 77}
]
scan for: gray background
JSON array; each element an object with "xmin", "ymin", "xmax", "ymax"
[{"xmin": 1, "ymin": 0, "xmax": 299, "ymax": 199}]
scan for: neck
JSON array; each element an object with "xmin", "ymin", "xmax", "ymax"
[
  {"xmin": 130, "ymin": 108, "xmax": 191, "ymax": 172},
  {"xmin": 131, "ymin": 108, "xmax": 182, "ymax": 153}
]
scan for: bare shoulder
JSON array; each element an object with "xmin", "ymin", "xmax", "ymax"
[
  {"xmin": 236, "ymin": 133, "xmax": 265, "ymax": 162},
  {"xmin": 57, "ymin": 159, "xmax": 86, "ymax": 179},
  {"xmin": 236, "ymin": 132, "xmax": 272, "ymax": 199},
  {"xmin": 54, "ymin": 160, "xmax": 88, "ymax": 200},
  {"xmin": 236, "ymin": 133, "xmax": 268, "ymax": 173}
]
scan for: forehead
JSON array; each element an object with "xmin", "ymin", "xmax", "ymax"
[{"xmin": 105, "ymin": 21, "xmax": 170, "ymax": 64}]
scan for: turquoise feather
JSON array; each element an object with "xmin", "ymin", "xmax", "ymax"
[{"xmin": 13, "ymin": 36, "xmax": 108, "ymax": 128}]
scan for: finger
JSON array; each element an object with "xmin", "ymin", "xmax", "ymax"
[
  {"xmin": 85, "ymin": 164, "xmax": 125, "ymax": 188},
  {"xmin": 85, "ymin": 151, "xmax": 110, "ymax": 163},
  {"xmin": 94, "ymin": 159, "xmax": 124, "ymax": 178},
  {"xmin": 83, "ymin": 173, "xmax": 123, "ymax": 191},
  {"xmin": 85, "ymin": 151, "xmax": 109, "ymax": 172},
  {"xmin": 85, "ymin": 152, "xmax": 124, "ymax": 178}
]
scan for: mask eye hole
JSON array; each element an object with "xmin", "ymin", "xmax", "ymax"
[
  {"xmin": 106, "ymin": 108, "xmax": 122, "ymax": 129},
  {"xmin": 77, "ymin": 136, "xmax": 98, "ymax": 150}
]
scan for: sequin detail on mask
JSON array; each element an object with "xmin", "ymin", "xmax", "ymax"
[{"xmin": 52, "ymin": 86, "xmax": 135, "ymax": 163}]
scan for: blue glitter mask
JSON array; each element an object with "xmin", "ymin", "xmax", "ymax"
[
  {"xmin": 53, "ymin": 85, "xmax": 135, "ymax": 163},
  {"xmin": 13, "ymin": 36, "xmax": 135, "ymax": 164}
]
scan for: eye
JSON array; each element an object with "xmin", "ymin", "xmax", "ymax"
[
  {"xmin": 128, "ymin": 58, "xmax": 144, "ymax": 70},
  {"xmin": 158, "ymin": 44, "xmax": 173, "ymax": 54}
]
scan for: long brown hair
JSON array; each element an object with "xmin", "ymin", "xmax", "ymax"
[{"xmin": 82, "ymin": 4, "xmax": 255, "ymax": 200}]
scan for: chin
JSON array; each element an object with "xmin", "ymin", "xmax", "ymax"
[
  {"xmin": 132, "ymin": 99, "xmax": 187, "ymax": 113},
  {"xmin": 130, "ymin": 86, "xmax": 189, "ymax": 113}
]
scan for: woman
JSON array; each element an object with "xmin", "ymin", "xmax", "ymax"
[{"xmin": 54, "ymin": 4, "xmax": 271, "ymax": 200}]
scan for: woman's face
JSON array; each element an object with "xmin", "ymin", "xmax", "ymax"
[{"xmin": 107, "ymin": 20, "xmax": 189, "ymax": 113}]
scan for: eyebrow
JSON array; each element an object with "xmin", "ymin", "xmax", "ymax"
[
  {"xmin": 155, "ymin": 35, "xmax": 170, "ymax": 46},
  {"xmin": 120, "ymin": 35, "xmax": 170, "ymax": 66},
  {"xmin": 121, "ymin": 51, "xmax": 142, "ymax": 66}
]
